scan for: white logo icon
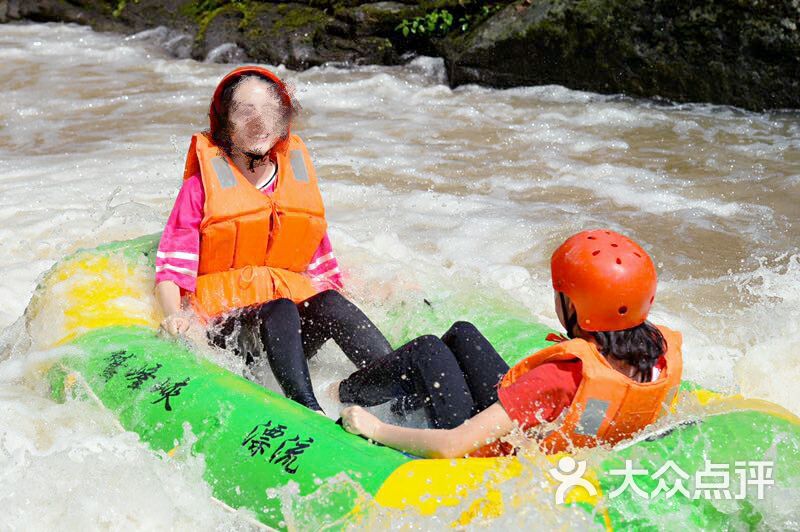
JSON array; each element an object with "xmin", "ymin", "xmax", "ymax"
[{"xmin": 550, "ymin": 456, "xmax": 598, "ymax": 504}]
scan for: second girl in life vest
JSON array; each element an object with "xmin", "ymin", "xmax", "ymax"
[
  {"xmin": 338, "ymin": 230, "xmax": 683, "ymax": 457},
  {"xmin": 155, "ymin": 66, "xmax": 394, "ymax": 412}
]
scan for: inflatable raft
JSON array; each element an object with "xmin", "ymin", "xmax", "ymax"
[{"xmin": 26, "ymin": 235, "xmax": 800, "ymax": 529}]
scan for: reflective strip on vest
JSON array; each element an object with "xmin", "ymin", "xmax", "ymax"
[
  {"xmin": 211, "ymin": 156, "xmax": 237, "ymax": 189},
  {"xmin": 290, "ymin": 150, "xmax": 309, "ymax": 182},
  {"xmin": 574, "ymin": 398, "xmax": 610, "ymax": 436}
]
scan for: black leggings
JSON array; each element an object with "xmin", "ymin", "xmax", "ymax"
[
  {"xmin": 339, "ymin": 321, "xmax": 510, "ymax": 429},
  {"xmin": 209, "ymin": 290, "xmax": 392, "ymax": 411}
]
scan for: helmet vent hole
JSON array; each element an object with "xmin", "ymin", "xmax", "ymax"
[
  {"xmin": 587, "ymin": 236, "xmax": 596, "ymax": 240},
  {"xmin": 605, "ymin": 231, "xmax": 611, "ymax": 235},
  {"xmin": 616, "ymin": 258, "xmax": 622, "ymax": 265},
  {"xmin": 634, "ymin": 252, "xmax": 642, "ymax": 258},
  {"xmin": 650, "ymin": 296, "xmax": 654, "ymax": 304},
  {"xmin": 592, "ymin": 250, "xmax": 600, "ymax": 256},
  {"xmin": 618, "ymin": 306, "xmax": 628, "ymax": 315},
  {"xmin": 611, "ymin": 243, "xmax": 618, "ymax": 247}
]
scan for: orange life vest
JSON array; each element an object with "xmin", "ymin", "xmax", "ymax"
[
  {"xmin": 493, "ymin": 326, "xmax": 682, "ymax": 455},
  {"xmin": 183, "ymin": 132, "xmax": 327, "ymax": 317}
]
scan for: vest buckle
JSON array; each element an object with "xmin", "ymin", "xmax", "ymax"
[{"xmin": 240, "ymin": 265, "xmax": 255, "ymax": 288}]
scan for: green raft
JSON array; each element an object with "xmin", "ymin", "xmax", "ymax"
[{"xmin": 27, "ymin": 235, "xmax": 800, "ymax": 529}]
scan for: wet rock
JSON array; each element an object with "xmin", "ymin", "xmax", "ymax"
[
  {"xmin": 206, "ymin": 42, "xmax": 248, "ymax": 63},
  {"xmin": 439, "ymin": 0, "xmax": 800, "ymax": 110},
  {"xmin": 109, "ymin": 0, "xmax": 198, "ymax": 35},
  {"xmin": 2, "ymin": 0, "xmax": 198, "ymax": 43},
  {"xmin": 3, "ymin": 0, "xmax": 126, "ymax": 32},
  {"xmin": 195, "ymin": 2, "xmax": 398, "ymax": 68},
  {"xmin": 193, "ymin": 4, "xmax": 244, "ymax": 61},
  {"xmin": 335, "ymin": 1, "xmax": 424, "ymax": 36},
  {"xmin": 4, "ymin": 0, "xmax": 798, "ymax": 110},
  {"xmin": 164, "ymin": 33, "xmax": 194, "ymax": 59},
  {"xmin": 126, "ymin": 26, "xmax": 194, "ymax": 59}
]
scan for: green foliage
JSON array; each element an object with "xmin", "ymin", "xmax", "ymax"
[
  {"xmin": 112, "ymin": 0, "xmax": 126, "ymax": 18},
  {"xmin": 109, "ymin": 0, "xmax": 145, "ymax": 18},
  {"xmin": 395, "ymin": 3, "xmax": 504, "ymax": 38},
  {"xmin": 112, "ymin": 0, "xmax": 140, "ymax": 18},
  {"xmin": 396, "ymin": 8, "xmax": 454, "ymax": 38},
  {"xmin": 272, "ymin": 5, "xmax": 329, "ymax": 31},
  {"xmin": 457, "ymin": 4, "xmax": 503, "ymax": 33},
  {"xmin": 182, "ymin": 0, "xmax": 256, "ymax": 43},
  {"xmin": 181, "ymin": 0, "xmax": 228, "ymax": 21},
  {"xmin": 181, "ymin": 0, "xmax": 249, "ymax": 24}
]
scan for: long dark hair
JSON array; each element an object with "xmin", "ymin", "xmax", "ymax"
[
  {"xmin": 208, "ymin": 74, "xmax": 300, "ymax": 158},
  {"xmin": 590, "ymin": 322, "xmax": 667, "ymax": 382},
  {"xmin": 560, "ymin": 293, "xmax": 667, "ymax": 382}
]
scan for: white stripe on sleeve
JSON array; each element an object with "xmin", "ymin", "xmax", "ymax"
[
  {"xmin": 157, "ymin": 251, "xmax": 199, "ymax": 261},
  {"xmin": 156, "ymin": 264, "xmax": 198, "ymax": 277},
  {"xmin": 306, "ymin": 252, "xmax": 336, "ymax": 272},
  {"xmin": 311, "ymin": 267, "xmax": 341, "ymax": 281}
]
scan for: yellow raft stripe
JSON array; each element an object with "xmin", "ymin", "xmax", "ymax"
[
  {"xmin": 375, "ymin": 456, "xmax": 521, "ymax": 517},
  {"xmin": 374, "ymin": 453, "xmax": 609, "ymax": 528},
  {"xmin": 693, "ymin": 389, "xmax": 800, "ymax": 426},
  {"xmin": 36, "ymin": 253, "xmax": 159, "ymax": 346}
]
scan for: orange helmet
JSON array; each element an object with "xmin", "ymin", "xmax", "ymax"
[{"xmin": 551, "ymin": 230, "xmax": 657, "ymax": 332}]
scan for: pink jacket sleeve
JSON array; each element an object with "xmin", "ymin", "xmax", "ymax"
[
  {"xmin": 306, "ymin": 233, "xmax": 344, "ymax": 291},
  {"xmin": 155, "ymin": 175, "xmax": 204, "ymax": 293}
]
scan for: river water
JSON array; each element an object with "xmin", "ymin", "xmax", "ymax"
[{"xmin": 0, "ymin": 22, "xmax": 798, "ymax": 529}]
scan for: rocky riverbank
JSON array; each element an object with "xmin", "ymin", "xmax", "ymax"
[{"xmin": 2, "ymin": 0, "xmax": 798, "ymax": 110}]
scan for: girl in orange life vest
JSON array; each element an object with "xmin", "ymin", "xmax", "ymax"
[
  {"xmin": 155, "ymin": 67, "xmax": 393, "ymax": 412},
  {"xmin": 338, "ymin": 230, "xmax": 683, "ymax": 457}
]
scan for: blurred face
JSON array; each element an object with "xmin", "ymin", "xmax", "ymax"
[{"xmin": 227, "ymin": 77, "xmax": 287, "ymax": 157}]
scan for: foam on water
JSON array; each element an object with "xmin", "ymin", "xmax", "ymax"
[
  {"xmin": 0, "ymin": 343, "xmax": 259, "ymax": 529},
  {"xmin": 0, "ymin": 21, "xmax": 798, "ymax": 529}
]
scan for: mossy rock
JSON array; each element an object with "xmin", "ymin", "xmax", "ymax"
[
  {"xmin": 7, "ymin": 0, "xmax": 799, "ymax": 110},
  {"xmin": 109, "ymin": 0, "xmax": 198, "ymax": 34},
  {"xmin": 3, "ymin": 0, "xmax": 127, "ymax": 32},
  {"xmin": 3, "ymin": 0, "xmax": 198, "ymax": 38},
  {"xmin": 272, "ymin": 3, "xmax": 330, "ymax": 31},
  {"xmin": 192, "ymin": 3, "xmax": 250, "ymax": 60},
  {"xmin": 439, "ymin": 0, "xmax": 800, "ymax": 110},
  {"xmin": 193, "ymin": 2, "xmax": 398, "ymax": 69},
  {"xmin": 334, "ymin": 1, "xmax": 424, "ymax": 36}
]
